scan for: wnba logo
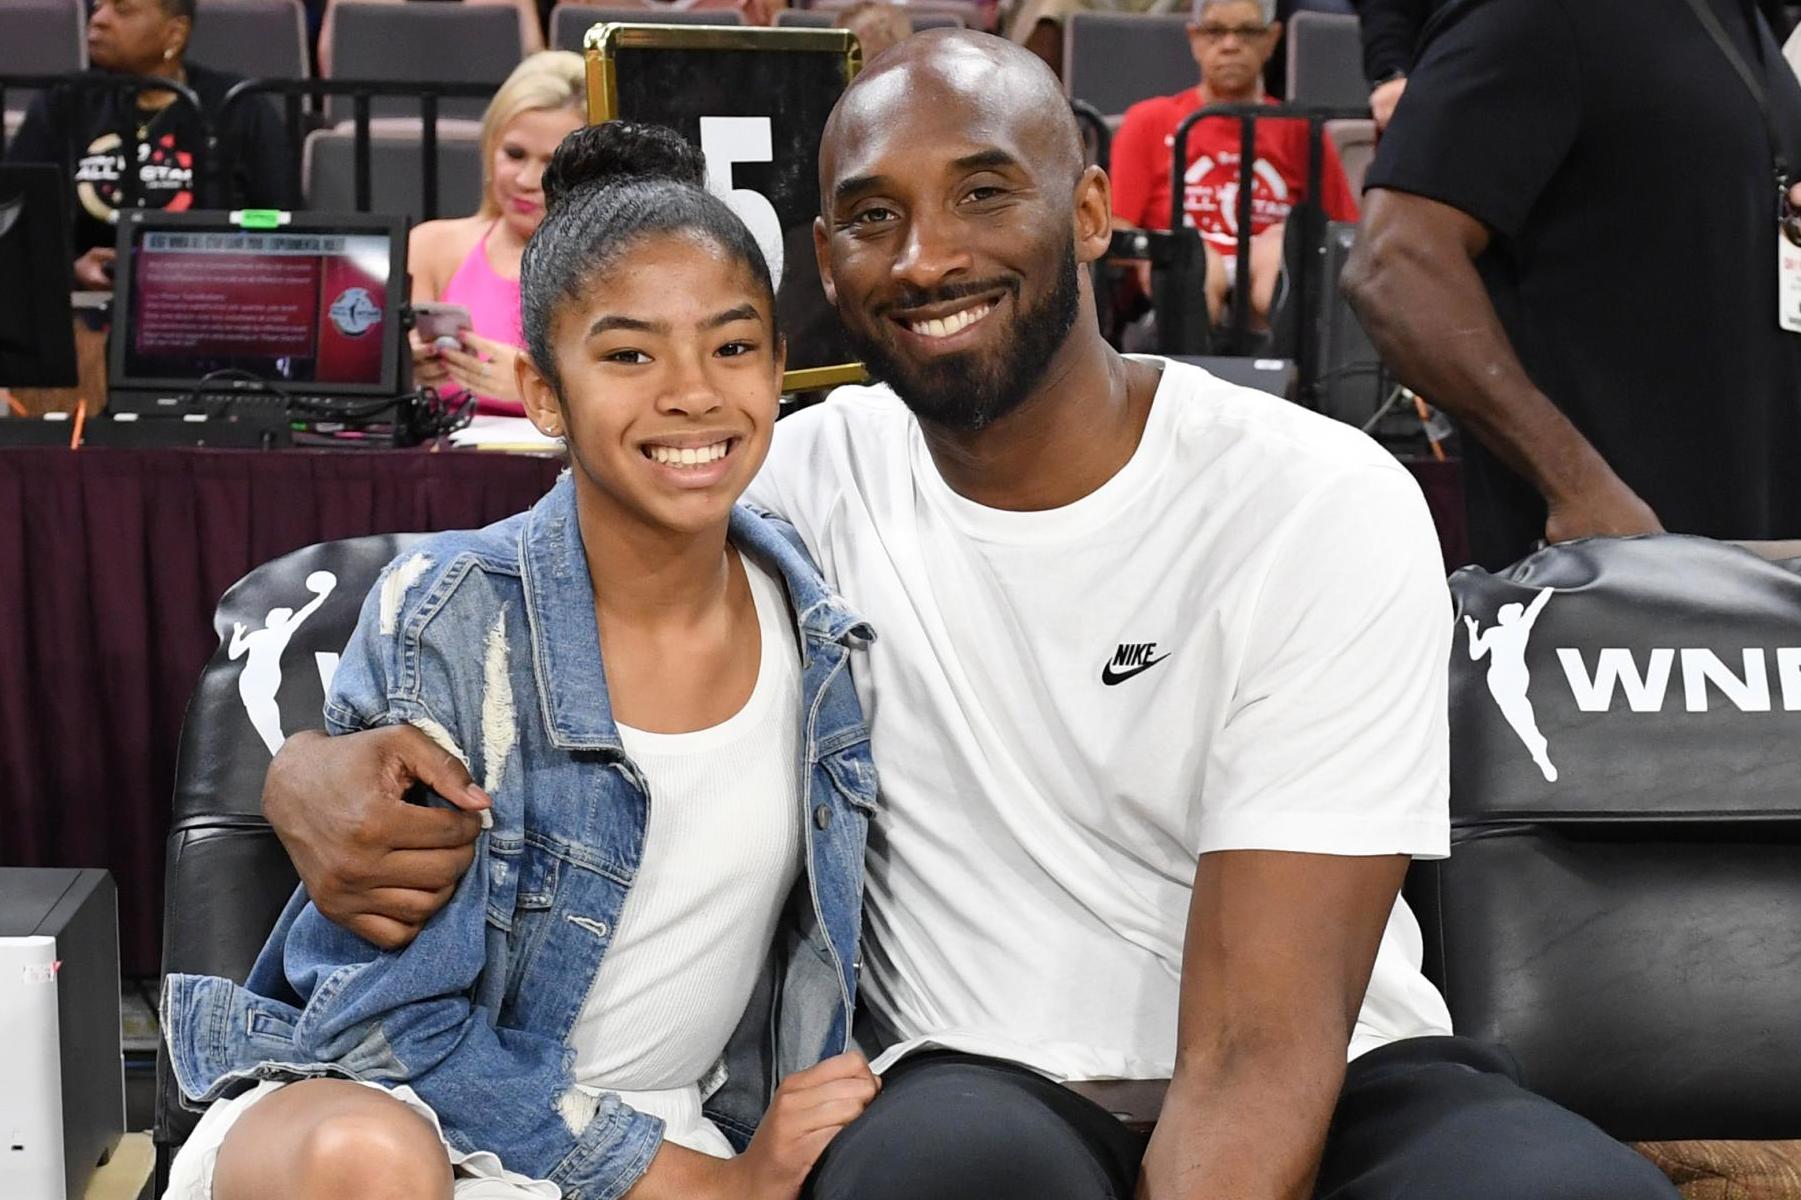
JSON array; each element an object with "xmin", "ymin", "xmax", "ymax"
[{"xmin": 1465, "ymin": 588, "xmax": 1801, "ymax": 785}]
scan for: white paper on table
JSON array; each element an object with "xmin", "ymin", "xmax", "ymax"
[{"xmin": 448, "ymin": 416, "xmax": 564, "ymax": 452}]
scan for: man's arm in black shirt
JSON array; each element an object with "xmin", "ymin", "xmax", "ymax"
[{"xmin": 1342, "ymin": 190, "xmax": 1660, "ymax": 545}]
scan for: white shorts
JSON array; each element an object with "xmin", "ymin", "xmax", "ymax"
[{"xmin": 162, "ymin": 1079, "xmax": 562, "ymax": 1200}]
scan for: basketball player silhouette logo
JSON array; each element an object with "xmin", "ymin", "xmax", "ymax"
[
  {"xmin": 1463, "ymin": 587, "xmax": 1558, "ymax": 782},
  {"xmin": 228, "ymin": 570, "xmax": 336, "ymax": 755}
]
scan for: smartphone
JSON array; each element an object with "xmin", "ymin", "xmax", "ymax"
[{"xmin": 413, "ymin": 301, "xmax": 473, "ymax": 345}]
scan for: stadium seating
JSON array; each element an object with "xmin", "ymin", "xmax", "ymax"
[
  {"xmin": 326, "ymin": 2, "xmax": 522, "ymax": 123},
  {"xmin": 302, "ymin": 126, "xmax": 486, "ymax": 223},
  {"xmin": 0, "ymin": 0, "xmax": 86, "ymax": 141},
  {"xmin": 186, "ymin": 0, "xmax": 309, "ymax": 83},
  {"xmin": 1284, "ymin": 10, "xmax": 1365, "ymax": 108},
  {"xmin": 1063, "ymin": 13, "xmax": 1195, "ymax": 119},
  {"xmin": 551, "ymin": 1, "xmax": 745, "ymax": 50}
]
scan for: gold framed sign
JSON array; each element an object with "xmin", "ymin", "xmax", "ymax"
[{"xmin": 584, "ymin": 23, "xmax": 866, "ymax": 393}]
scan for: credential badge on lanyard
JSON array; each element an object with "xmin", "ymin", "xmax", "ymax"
[{"xmin": 1680, "ymin": 0, "xmax": 1801, "ymax": 331}]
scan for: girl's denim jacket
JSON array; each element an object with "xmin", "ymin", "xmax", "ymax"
[{"xmin": 163, "ymin": 474, "xmax": 877, "ymax": 1200}]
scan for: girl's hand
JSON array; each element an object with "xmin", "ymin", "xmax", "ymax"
[
  {"xmin": 723, "ymin": 1052, "xmax": 880, "ymax": 1200},
  {"xmin": 442, "ymin": 332, "xmax": 525, "ymax": 405},
  {"xmin": 410, "ymin": 332, "xmax": 452, "ymax": 388}
]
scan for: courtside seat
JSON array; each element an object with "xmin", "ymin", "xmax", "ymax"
[
  {"xmin": 153, "ymin": 534, "xmax": 423, "ymax": 1182},
  {"xmin": 326, "ymin": 2, "xmax": 522, "ymax": 123},
  {"xmin": 1415, "ymin": 535, "xmax": 1801, "ymax": 1189},
  {"xmin": 551, "ymin": 0, "xmax": 745, "ymax": 49},
  {"xmin": 1062, "ymin": 12, "xmax": 1194, "ymax": 119},
  {"xmin": 186, "ymin": 0, "xmax": 309, "ymax": 83},
  {"xmin": 302, "ymin": 125, "xmax": 484, "ymax": 223}
]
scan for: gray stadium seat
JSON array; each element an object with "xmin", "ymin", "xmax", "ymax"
[
  {"xmin": 302, "ymin": 127, "xmax": 485, "ymax": 224},
  {"xmin": 551, "ymin": 2, "xmax": 744, "ymax": 50},
  {"xmin": 1284, "ymin": 10, "xmax": 1365, "ymax": 108},
  {"xmin": 1324, "ymin": 116, "xmax": 1373, "ymax": 193},
  {"xmin": 1, "ymin": 0, "xmax": 86, "ymax": 141},
  {"xmin": 1063, "ymin": 13, "xmax": 1195, "ymax": 119},
  {"xmin": 186, "ymin": 0, "xmax": 309, "ymax": 82},
  {"xmin": 327, "ymin": 2, "xmax": 521, "ymax": 123}
]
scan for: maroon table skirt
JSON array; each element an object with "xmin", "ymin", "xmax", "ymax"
[
  {"xmin": 0, "ymin": 446, "xmax": 1466, "ymax": 976},
  {"xmin": 0, "ymin": 447, "xmax": 565, "ymax": 974}
]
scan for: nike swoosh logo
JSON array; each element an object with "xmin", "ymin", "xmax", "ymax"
[{"xmin": 1100, "ymin": 653, "xmax": 1172, "ymax": 686}]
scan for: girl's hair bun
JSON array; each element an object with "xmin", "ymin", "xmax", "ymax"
[{"xmin": 542, "ymin": 120, "xmax": 707, "ymax": 212}]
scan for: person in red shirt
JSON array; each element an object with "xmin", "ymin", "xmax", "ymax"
[{"xmin": 1111, "ymin": 0, "xmax": 1360, "ymax": 327}]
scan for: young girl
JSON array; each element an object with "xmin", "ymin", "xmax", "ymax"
[
  {"xmin": 409, "ymin": 51, "xmax": 585, "ymax": 416},
  {"xmin": 163, "ymin": 122, "xmax": 881, "ymax": 1200}
]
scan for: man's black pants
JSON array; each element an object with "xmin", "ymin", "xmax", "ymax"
[{"xmin": 804, "ymin": 1038, "xmax": 1680, "ymax": 1199}]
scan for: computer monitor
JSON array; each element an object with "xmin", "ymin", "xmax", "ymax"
[
  {"xmin": 0, "ymin": 164, "xmax": 79, "ymax": 389},
  {"xmin": 108, "ymin": 209, "xmax": 408, "ymax": 402}
]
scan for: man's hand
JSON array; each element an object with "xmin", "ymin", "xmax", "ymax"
[
  {"xmin": 74, "ymin": 247, "xmax": 116, "ymax": 291},
  {"xmin": 1369, "ymin": 76, "xmax": 1406, "ymax": 131},
  {"xmin": 263, "ymin": 727, "xmax": 491, "ymax": 950},
  {"xmin": 1544, "ymin": 472, "xmax": 1662, "ymax": 546}
]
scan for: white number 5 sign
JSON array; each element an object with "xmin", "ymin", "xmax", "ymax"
[{"xmin": 699, "ymin": 116, "xmax": 786, "ymax": 294}]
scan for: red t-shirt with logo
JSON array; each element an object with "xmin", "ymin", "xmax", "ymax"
[{"xmin": 1110, "ymin": 90, "xmax": 1360, "ymax": 256}]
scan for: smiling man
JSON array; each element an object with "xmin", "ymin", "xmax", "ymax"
[{"xmin": 259, "ymin": 31, "xmax": 1678, "ymax": 1200}]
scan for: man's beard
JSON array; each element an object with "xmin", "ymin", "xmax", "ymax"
[{"xmin": 845, "ymin": 239, "xmax": 1082, "ymax": 432}]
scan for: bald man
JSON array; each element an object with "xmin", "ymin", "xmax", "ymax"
[{"xmin": 263, "ymin": 32, "xmax": 1678, "ymax": 1200}]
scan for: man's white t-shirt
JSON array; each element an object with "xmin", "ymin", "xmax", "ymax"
[{"xmin": 744, "ymin": 358, "xmax": 1455, "ymax": 1080}]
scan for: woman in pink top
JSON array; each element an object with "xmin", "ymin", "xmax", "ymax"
[{"xmin": 410, "ymin": 52, "xmax": 584, "ymax": 416}]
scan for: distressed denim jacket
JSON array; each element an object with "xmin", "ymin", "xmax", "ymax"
[{"xmin": 163, "ymin": 474, "xmax": 877, "ymax": 1200}]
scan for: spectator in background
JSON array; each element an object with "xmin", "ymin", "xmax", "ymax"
[
  {"xmin": 316, "ymin": 0, "xmax": 544, "ymax": 76},
  {"xmin": 1110, "ymin": 0, "xmax": 1359, "ymax": 326},
  {"xmin": 409, "ymin": 51, "xmax": 584, "ymax": 417},
  {"xmin": 837, "ymin": 0, "xmax": 914, "ymax": 60},
  {"xmin": 1344, "ymin": 0, "xmax": 1801, "ymax": 569},
  {"xmin": 3, "ymin": 0, "xmax": 293, "ymax": 290}
]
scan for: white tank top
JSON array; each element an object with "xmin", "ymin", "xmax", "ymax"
[{"xmin": 568, "ymin": 555, "xmax": 804, "ymax": 1157}]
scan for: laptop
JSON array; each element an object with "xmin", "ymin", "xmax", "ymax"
[{"xmin": 107, "ymin": 209, "xmax": 409, "ymax": 416}]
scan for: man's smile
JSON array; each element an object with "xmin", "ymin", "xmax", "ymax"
[{"xmin": 886, "ymin": 290, "xmax": 1009, "ymax": 351}]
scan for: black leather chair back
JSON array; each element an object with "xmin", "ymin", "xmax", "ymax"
[
  {"xmin": 154, "ymin": 534, "xmax": 421, "ymax": 1157},
  {"xmin": 1410, "ymin": 535, "xmax": 1801, "ymax": 1141}
]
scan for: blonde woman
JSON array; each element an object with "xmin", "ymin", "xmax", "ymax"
[{"xmin": 409, "ymin": 51, "xmax": 583, "ymax": 415}]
